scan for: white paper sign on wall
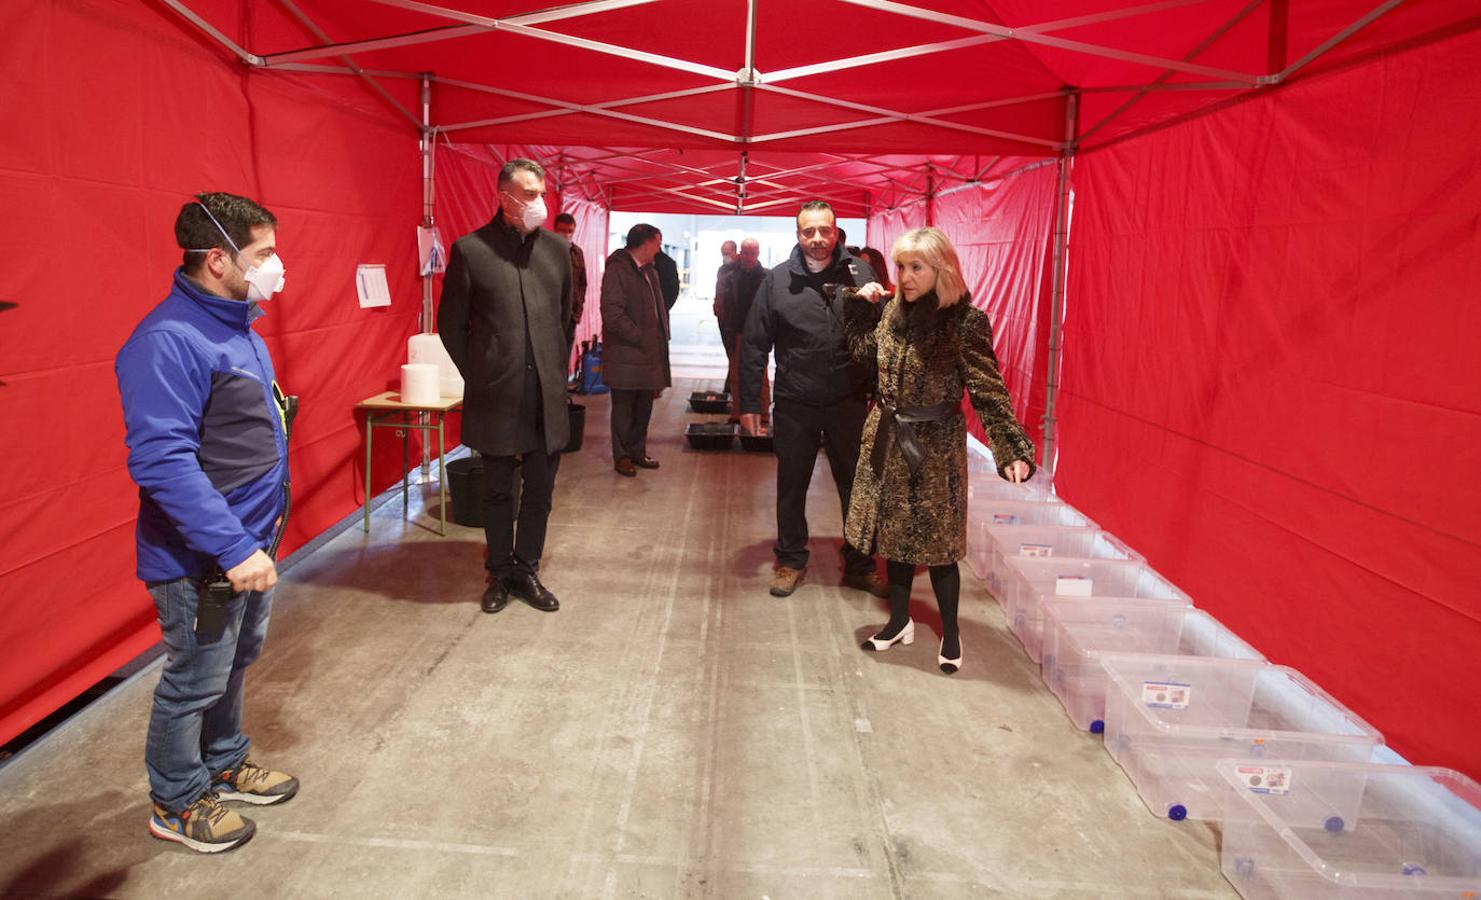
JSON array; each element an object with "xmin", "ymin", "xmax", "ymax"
[{"xmin": 357, "ymin": 264, "xmax": 391, "ymax": 308}]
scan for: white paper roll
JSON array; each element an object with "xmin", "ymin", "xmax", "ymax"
[
  {"xmin": 401, "ymin": 363, "xmax": 440, "ymax": 405},
  {"xmin": 408, "ymin": 332, "xmax": 464, "ymax": 399}
]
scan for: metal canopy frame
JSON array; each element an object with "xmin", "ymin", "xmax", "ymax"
[
  {"xmin": 155, "ymin": 0, "xmax": 1421, "ymax": 214},
  {"xmin": 151, "ymin": 0, "xmax": 1451, "ymax": 484}
]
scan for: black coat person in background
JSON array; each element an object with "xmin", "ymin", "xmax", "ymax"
[
  {"xmin": 601, "ymin": 224, "xmax": 671, "ymax": 477},
  {"xmin": 738, "ymin": 200, "xmax": 889, "ymax": 600},
  {"xmin": 654, "ymin": 231, "xmax": 681, "ymax": 312},
  {"xmin": 439, "ymin": 158, "xmax": 571, "ymax": 616},
  {"xmin": 553, "ymin": 212, "xmax": 587, "ymax": 350},
  {"xmin": 726, "ymin": 238, "xmax": 768, "ymax": 425},
  {"xmin": 713, "ymin": 240, "xmax": 739, "ymax": 384}
]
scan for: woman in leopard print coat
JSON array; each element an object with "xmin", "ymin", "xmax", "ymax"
[{"xmin": 843, "ymin": 227, "xmax": 1036, "ymax": 674}]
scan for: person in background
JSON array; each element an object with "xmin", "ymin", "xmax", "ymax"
[
  {"xmin": 726, "ymin": 238, "xmax": 769, "ymax": 426},
  {"xmin": 116, "ymin": 191, "xmax": 299, "ymax": 853},
  {"xmin": 553, "ymin": 212, "xmax": 587, "ymax": 351},
  {"xmin": 857, "ymin": 246, "xmax": 893, "ymax": 294},
  {"xmin": 738, "ymin": 201, "xmax": 888, "ymax": 600},
  {"xmin": 713, "ymin": 240, "xmax": 739, "ymax": 393},
  {"xmin": 601, "ymin": 224, "xmax": 671, "ymax": 477},
  {"xmin": 439, "ymin": 158, "xmax": 572, "ymax": 616},
  {"xmin": 653, "ymin": 230, "xmax": 681, "ymax": 312},
  {"xmin": 845, "ymin": 226, "xmax": 1036, "ymax": 675}
]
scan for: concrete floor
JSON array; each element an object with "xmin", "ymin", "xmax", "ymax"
[{"xmin": 0, "ymin": 381, "xmax": 1236, "ymax": 899}]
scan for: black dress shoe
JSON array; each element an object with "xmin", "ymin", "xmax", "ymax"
[
  {"xmin": 634, "ymin": 456, "xmax": 660, "ymax": 469},
  {"xmin": 505, "ymin": 571, "xmax": 559, "ymax": 612},
  {"xmin": 481, "ymin": 581, "xmax": 510, "ymax": 614}
]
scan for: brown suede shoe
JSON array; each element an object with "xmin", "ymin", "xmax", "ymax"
[
  {"xmin": 614, "ymin": 458, "xmax": 637, "ymax": 477},
  {"xmin": 841, "ymin": 570, "xmax": 890, "ymax": 599},
  {"xmin": 770, "ymin": 566, "xmax": 806, "ymax": 597}
]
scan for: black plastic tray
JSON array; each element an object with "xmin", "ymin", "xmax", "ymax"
[
  {"xmin": 689, "ymin": 390, "xmax": 730, "ymax": 415},
  {"xmin": 685, "ymin": 422, "xmax": 738, "ymax": 451},
  {"xmin": 739, "ymin": 428, "xmax": 774, "ymax": 453}
]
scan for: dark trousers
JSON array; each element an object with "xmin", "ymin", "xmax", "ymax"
[
  {"xmin": 610, "ymin": 388, "xmax": 654, "ymax": 463},
  {"xmin": 483, "ymin": 448, "xmax": 561, "ymax": 579},
  {"xmin": 772, "ymin": 396, "xmax": 874, "ymax": 575}
]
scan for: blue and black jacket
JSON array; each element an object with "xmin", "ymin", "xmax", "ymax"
[{"xmin": 115, "ymin": 270, "xmax": 289, "ymax": 582}]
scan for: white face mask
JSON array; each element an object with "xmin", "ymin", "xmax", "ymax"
[
  {"xmin": 240, "ymin": 252, "xmax": 287, "ymax": 301},
  {"xmin": 505, "ymin": 192, "xmax": 548, "ymax": 232}
]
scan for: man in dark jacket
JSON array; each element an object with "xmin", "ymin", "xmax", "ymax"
[
  {"xmin": 654, "ymin": 232, "xmax": 681, "ymax": 312},
  {"xmin": 739, "ymin": 201, "xmax": 887, "ymax": 599},
  {"xmin": 713, "ymin": 239, "xmax": 738, "ymax": 366},
  {"xmin": 439, "ymin": 158, "xmax": 572, "ymax": 615},
  {"xmin": 553, "ymin": 212, "xmax": 587, "ymax": 349},
  {"xmin": 726, "ymin": 238, "xmax": 768, "ymax": 424},
  {"xmin": 116, "ymin": 192, "xmax": 299, "ymax": 853},
  {"xmin": 601, "ymin": 223, "xmax": 671, "ymax": 476}
]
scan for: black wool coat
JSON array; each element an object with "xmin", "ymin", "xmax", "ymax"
[
  {"xmin": 600, "ymin": 249, "xmax": 672, "ymax": 391},
  {"xmin": 438, "ymin": 212, "xmax": 573, "ymax": 456}
]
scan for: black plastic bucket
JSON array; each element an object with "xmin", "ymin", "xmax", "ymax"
[
  {"xmin": 564, "ymin": 403, "xmax": 586, "ymax": 453},
  {"xmin": 446, "ymin": 457, "xmax": 485, "ymax": 527}
]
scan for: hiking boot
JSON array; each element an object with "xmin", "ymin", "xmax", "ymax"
[
  {"xmin": 770, "ymin": 566, "xmax": 806, "ymax": 597},
  {"xmin": 148, "ymin": 792, "xmax": 255, "ymax": 853},
  {"xmin": 841, "ymin": 570, "xmax": 890, "ymax": 599},
  {"xmin": 213, "ymin": 758, "xmax": 300, "ymax": 806}
]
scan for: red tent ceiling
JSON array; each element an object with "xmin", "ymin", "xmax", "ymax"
[{"xmin": 160, "ymin": 0, "xmax": 1479, "ymax": 212}]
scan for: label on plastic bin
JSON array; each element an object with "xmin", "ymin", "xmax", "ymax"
[
  {"xmin": 1056, "ymin": 575, "xmax": 1093, "ymax": 597},
  {"xmin": 1019, "ymin": 543, "xmax": 1054, "ymax": 558},
  {"xmin": 1235, "ymin": 765, "xmax": 1292, "ymax": 795},
  {"xmin": 1141, "ymin": 680, "xmax": 1191, "ymax": 709},
  {"xmin": 992, "ymin": 513, "xmax": 1019, "ymax": 525}
]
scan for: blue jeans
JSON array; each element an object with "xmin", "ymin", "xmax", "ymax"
[{"xmin": 144, "ymin": 578, "xmax": 273, "ymax": 811}]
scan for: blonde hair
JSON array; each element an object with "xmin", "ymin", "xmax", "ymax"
[{"xmin": 890, "ymin": 227, "xmax": 966, "ymax": 308}]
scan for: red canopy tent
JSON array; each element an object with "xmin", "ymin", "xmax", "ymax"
[{"xmin": 2, "ymin": 0, "xmax": 1477, "ymax": 777}]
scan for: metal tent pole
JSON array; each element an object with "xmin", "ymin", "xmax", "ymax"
[
  {"xmin": 1039, "ymin": 89, "xmax": 1079, "ymax": 477},
  {"xmin": 419, "ymin": 73, "xmax": 435, "ymax": 474}
]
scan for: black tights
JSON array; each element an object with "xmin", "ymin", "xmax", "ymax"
[{"xmin": 877, "ymin": 559, "xmax": 961, "ymax": 657}]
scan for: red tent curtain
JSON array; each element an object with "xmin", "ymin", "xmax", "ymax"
[
  {"xmin": 1055, "ymin": 28, "xmax": 1481, "ymax": 777},
  {"xmin": 0, "ymin": 0, "xmax": 423, "ymax": 746}
]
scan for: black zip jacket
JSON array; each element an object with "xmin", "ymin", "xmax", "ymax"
[{"xmin": 738, "ymin": 243, "xmax": 878, "ymax": 413}]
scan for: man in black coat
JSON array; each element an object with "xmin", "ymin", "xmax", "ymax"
[
  {"xmin": 600, "ymin": 223, "xmax": 671, "ymax": 477},
  {"xmin": 439, "ymin": 158, "xmax": 571, "ymax": 615},
  {"xmin": 654, "ymin": 231, "xmax": 681, "ymax": 312},
  {"xmin": 739, "ymin": 201, "xmax": 887, "ymax": 599}
]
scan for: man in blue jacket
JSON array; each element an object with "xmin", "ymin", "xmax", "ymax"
[{"xmin": 116, "ymin": 192, "xmax": 299, "ymax": 853}]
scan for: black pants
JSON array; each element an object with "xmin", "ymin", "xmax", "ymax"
[
  {"xmin": 610, "ymin": 388, "xmax": 655, "ymax": 463},
  {"xmin": 482, "ymin": 447, "xmax": 560, "ymax": 579},
  {"xmin": 772, "ymin": 396, "xmax": 874, "ymax": 575}
]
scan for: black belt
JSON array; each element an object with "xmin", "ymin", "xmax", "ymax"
[{"xmin": 871, "ymin": 400, "xmax": 961, "ymax": 479}]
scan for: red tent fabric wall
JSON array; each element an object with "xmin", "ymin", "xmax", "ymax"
[
  {"xmin": 0, "ymin": 0, "xmax": 423, "ymax": 746},
  {"xmin": 1055, "ymin": 29, "xmax": 1481, "ymax": 777},
  {"xmin": 867, "ymin": 168, "xmax": 1058, "ymax": 450}
]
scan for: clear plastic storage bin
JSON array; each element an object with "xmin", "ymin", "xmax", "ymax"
[
  {"xmin": 966, "ymin": 500, "xmax": 1096, "ymax": 582},
  {"xmin": 998, "ymin": 556, "xmax": 1189, "ymax": 662},
  {"xmin": 966, "ymin": 470, "xmax": 1055, "ymax": 503},
  {"xmin": 1041, "ymin": 601, "xmax": 1260, "ymax": 733},
  {"xmin": 1100, "ymin": 657, "xmax": 1383, "ymax": 822},
  {"xmin": 980, "ymin": 525, "xmax": 1141, "ymax": 598},
  {"xmin": 1217, "ymin": 760, "xmax": 1481, "ymax": 898}
]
